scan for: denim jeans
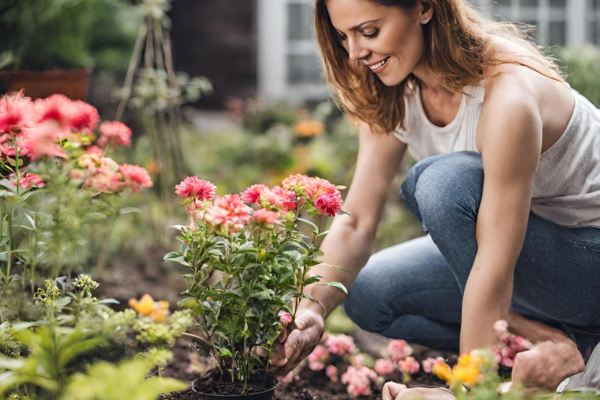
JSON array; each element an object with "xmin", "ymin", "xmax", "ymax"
[{"xmin": 343, "ymin": 151, "xmax": 600, "ymax": 352}]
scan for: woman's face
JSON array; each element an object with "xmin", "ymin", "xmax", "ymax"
[{"xmin": 325, "ymin": 0, "xmax": 431, "ymax": 86}]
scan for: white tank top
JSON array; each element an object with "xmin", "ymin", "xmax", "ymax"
[{"xmin": 393, "ymin": 82, "xmax": 600, "ymax": 228}]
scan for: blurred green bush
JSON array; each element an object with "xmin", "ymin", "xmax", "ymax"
[
  {"xmin": 0, "ymin": 0, "xmax": 138, "ymax": 71},
  {"xmin": 557, "ymin": 45, "xmax": 600, "ymax": 107}
]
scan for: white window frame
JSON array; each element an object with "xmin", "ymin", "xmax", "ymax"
[{"xmin": 257, "ymin": 0, "xmax": 329, "ymax": 103}]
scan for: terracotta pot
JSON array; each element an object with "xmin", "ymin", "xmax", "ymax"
[{"xmin": 0, "ymin": 68, "xmax": 92, "ymax": 100}]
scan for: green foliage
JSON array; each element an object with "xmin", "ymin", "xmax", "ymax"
[
  {"xmin": 0, "ymin": 0, "xmax": 138, "ymax": 71},
  {"xmin": 133, "ymin": 309, "xmax": 194, "ymax": 347},
  {"xmin": 167, "ymin": 200, "xmax": 346, "ymax": 391},
  {"xmin": 59, "ymin": 358, "xmax": 186, "ymax": 400},
  {"xmin": 558, "ymin": 45, "xmax": 600, "ymax": 108}
]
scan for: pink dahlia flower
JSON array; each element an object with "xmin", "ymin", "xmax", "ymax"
[
  {"xmin": 308, "ymin": 345, "xmax": 329, "ymax": 371},
  {"xmin": 86, "ymin": 145, "xmax": 104, "ymax": 157},
  {"xmin": 387, "ymin": 339, "xmax": 413, "ymax": 362},
  {"xmin": 253, "ymin": 208, "xmax": 279, "ymax": 225},
  {"xmin": 241, "ymin": 184, "xmax": 267, "ymax": 203},
  {"xmin": 97, "ymin": 121, "xmax": 132, "ymax": 148},
  {"xmin": 175, "ymin": 176, "xmax": 216, "ymax": 200},
  {"xmin": 20, "ymin": 124, "xmax": 66, "ymax": 160},
  {"xmin": 204, "ymin": 194, "xmax": 252, "ymax": 233},
  {"xmin": 314, "ymin": 192, "xmax": 342, "ymax": 216},
  {"xmin": 34, "ymin": 94, "xmax": 75, "ymax": 139},
  {"xmin": 398, "ymin": 356, "xmax": 420, "ymax": 375},
  {"xmin": 69, "ymin": 100, "xmax": 99, "ymax": 132},
  {"xmin": 374, "ymin": 359, "xmax": 395, "ymax": 376},
  {"xmin": 119, "ymin": 164, "xmax": 153, "ymax": 192},
  {"xmin": 0, "ymin": 90, "xmax": 34, "ymax": 134},
  {"xmin": 326, "ymin": 334, "xmax": 355, "ymax": 357},
  {"xmin": 282, "ymin": 174, "xmax": 310, "ymax": 191},
  {"xmin": 261, "ymin": 186, "xmax": 297, "ymax": 211},
  {"xmin": 11, "ymin": 174, "xmax": 44, "ymax": 188},
  {"xmin": 303, "ymin": 177, "xmax": 337, "ymax": 199}
]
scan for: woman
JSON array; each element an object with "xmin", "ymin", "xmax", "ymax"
[{"xmin": 271, "ymin": 0, "xmax": 600, "ymax": 397}]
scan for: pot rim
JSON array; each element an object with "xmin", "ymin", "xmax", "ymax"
[{"xmin": 191, "ymin": 379, "xmax": 279, "ymax": 398}]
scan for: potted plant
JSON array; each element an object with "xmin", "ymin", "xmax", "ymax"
[
  {"xmin": 163, "ymin": 175, "xmax": 350, "ymax": 399},
  {"xmin": 0, "ymin": 0, "xmax": 137, "ymax": 100}
]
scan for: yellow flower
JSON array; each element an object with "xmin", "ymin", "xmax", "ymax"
[
  {"xmin": 432, "ymin": 351, "xmax": 485, "ymax": 387},
  {"xmin": 433, "ymin": 361, "xmax": 455, "ymax": 385},
  {"xmin": 129, "ymin": 294, "xmax": 170, "ymax": 322}
]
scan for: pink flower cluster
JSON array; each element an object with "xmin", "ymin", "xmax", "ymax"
[
  {"xmin": 74, "ymin": 153, "xmax": 152, "ymax": 193},
  {"xmin": 307, "ymin": 333, "xmax": 355, "ymax": 372},
  {"xmin": 341, "ymin": 366, "xmax": 378, "ymax": 397},
  {"xmin": 242, "ymin": 184, "xmax": 297, "ymax": 212},
  {"xmin": 387, "ymin": 339, "xmax": 414, "ymax": 362},
  {"xmin": 281, "ymin": 174, "xmax": 344, "ymax": 217},
  {"xmin": 492, "ymin": 320, "xmax": 533, "ymax": 368},
  {"xmin": 204, "ymin": 194, "xmax": 253, "ymax": 234},
  {"xmin": 374, "ymin": 358, "xmax": 395, "ymax": 376},
  {"xmin": 398, "ymin": 356, "xmax": 420, "ymax": 375},
  {"xmin": 0, "ymin": 91, "xmax": 152, "ymax": 194}
]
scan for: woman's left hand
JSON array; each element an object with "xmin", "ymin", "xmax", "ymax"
[{"xmin": 382, "ymin": 382, "xmax": 456, "ymax": 400}]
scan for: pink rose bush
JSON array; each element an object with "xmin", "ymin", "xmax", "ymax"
[
  {"xmin": 387, "ymin": 339, "xmax": 414, "ymax": 362},
  {"xmin": 374, "ymin": 358, "xmax": 395, "ymax": 376},
  {"xmin": 0, "ymin": 90, "xmax": 152, "ymax": 195},
  {"xmin": 398, "ymin": 356, "xmax": 420, "ymax": 375},
  {"xmin": 167, "ymin": 175, "xmax": 349, "ymax": 389}
]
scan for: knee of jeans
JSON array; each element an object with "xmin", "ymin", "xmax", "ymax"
[
  {"xmin": 343, "ymin": 269, "xmax": 391, "ymax": 333},
  {"xmin": 414, "ymin": 152, "xmax": 484, "ymax": 226}
]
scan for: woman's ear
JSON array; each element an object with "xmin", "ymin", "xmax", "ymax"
[{"xmin": 415, "ymin": 0, "xmax": 434, "ymax": 24}]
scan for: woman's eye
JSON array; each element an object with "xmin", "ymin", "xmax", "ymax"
[
  {"xmin": 335, "ymin": 31, "xmax": 346, "ymax": 41},
  {"xmin": 363, "ymin": 28, "xmax": 379, "ymax": 39}
]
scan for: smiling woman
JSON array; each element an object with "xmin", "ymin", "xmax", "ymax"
[{"xmin": 270, "ymin": 0, "xmax": 600, "ymax": 398}]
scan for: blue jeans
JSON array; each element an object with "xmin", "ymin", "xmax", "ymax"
[{"xmin": 343, "ymin": 151, "xmax": 600, "ymax": 352}]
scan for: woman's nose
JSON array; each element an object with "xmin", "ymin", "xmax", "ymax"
[{"xmin": 347, "ymin": 37, "xmax": 370, "ymax": 61}]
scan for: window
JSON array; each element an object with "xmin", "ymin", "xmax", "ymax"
[{"xmin": 258, "ymin": 0, "xmax": 328, "ymax": 103}]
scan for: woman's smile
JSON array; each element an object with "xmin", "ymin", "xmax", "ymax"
[{"xmin": 367, "ymin": 56, "xmax": 390, "ymax": 72}]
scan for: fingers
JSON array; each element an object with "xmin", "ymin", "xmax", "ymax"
[
  {"xmin": 278, "ymin": 327, "xmax": 288, "ymax": 343},
  {"xmin": 270, "ymin": 341, "xmax": 288, "ymax": 367},
  {"xmin": 382, "ymin": 382, "xmax": 407, "ymax": 400}
]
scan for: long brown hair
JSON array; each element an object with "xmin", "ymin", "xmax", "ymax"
[{"xmin": 315, "ymin": 0, "xmax": 563, "ymax": 133}]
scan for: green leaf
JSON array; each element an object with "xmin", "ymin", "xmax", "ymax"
[
  {"xmin": 119, "ymin": 207, "xmax": 141, "ymax": 214},
  {"xmin": 297, "ymin": 218, "xmax": 318, "ymax": 233},
  {"xmin": 0, "ymin": 190, "xmax": 15, "ymax": 197},
  {"xmin": 340, "ymin": 209, "xmax": 351, "ymax": 216},
  {"xmin": 321, "ymin": 281, "xmax": 348, "ymax": 294},
  {"xmin": 303, "ymin": 275, "xmax": 322, "ymax": 285},
  {"xmin": 177, "ymin": 297, "xmax": 197, "ymax": 307},
  {"xmin": 329, "ymin": 264, "xmax": 350, "ymax": 273},
  {"xmin": 97, "ymin": 299, "xmax": 120, "ymax": 305},
  {"xmin": 220, "ymin": 347, "xmax": 232, "ymax": 358},
  {"xmin": 0, "ymin": 180, "xmax": 17, "ymax": 193}
]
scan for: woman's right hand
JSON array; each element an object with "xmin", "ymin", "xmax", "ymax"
[{"xmin": 270, "ymin": 308, "xmax": 325, "ymax": 378}]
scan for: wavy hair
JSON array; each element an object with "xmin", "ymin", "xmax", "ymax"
[{"xmin": 315, "ymin": 0, "xmax": 563, "ymax": 133}]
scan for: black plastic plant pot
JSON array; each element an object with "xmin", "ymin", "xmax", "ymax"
[{"xmin": 191, "ymin": 380, "xmax": 279, "ymax": 400}]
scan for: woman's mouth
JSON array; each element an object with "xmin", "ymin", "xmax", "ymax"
[{"xmin": 368, "ymin": 57, "xmax": 390, "ymax": 72}]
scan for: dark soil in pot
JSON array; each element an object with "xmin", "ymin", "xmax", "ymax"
[{"xmin": 160, "ymin": 368, "xmax": 278, "ymax": 400}]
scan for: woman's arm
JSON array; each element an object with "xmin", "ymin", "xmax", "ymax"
[
  {"xmin": 271, "ymin": 120, "xmax": 406, "ymax": 375},
  {"xmin": 300, "ymin": 119, "xmax": 407, "ymax": 317},
  {"xmin": 460, "ymin": 73, "xmax": 543, "ymax": 353}
]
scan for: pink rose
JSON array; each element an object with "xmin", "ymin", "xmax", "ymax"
[
  {"xmin": 398, "ymin": 356, "xmax": 420, "ymax": 375},
  {"xmin": 374, "ymin": 359, "xmax": 395, "ymax": 375},
  {"xmin": 387, "ymin": 339, "xmax": 413, "ymax": 362},
  {"xmin": 341, "ymin": 366, "xmax": 377, "ymax": 397},
  {"xmin": 326, "ymin": 334, "xmax": 355, "ymax": 357}
]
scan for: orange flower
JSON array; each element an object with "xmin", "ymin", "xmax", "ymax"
[
  {"xmin": 432, "ymin": 351, "xmax": 485, "ymax": 387},
  {"xmin": 129, "ymin": 294, "xmax": 170, "ymax": 322},
  {"xmin": 293, "ymin": 120, "xmax": 324, "ymax": 137}
]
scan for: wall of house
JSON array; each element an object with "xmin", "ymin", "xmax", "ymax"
[{"xmin": 169, "ymin": 0, "xmax": 258, "ymax": 109}]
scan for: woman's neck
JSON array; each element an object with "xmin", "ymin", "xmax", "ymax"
[{"xmin": 411, "ymin": 57, "xmax": 456, "ymax": 97}]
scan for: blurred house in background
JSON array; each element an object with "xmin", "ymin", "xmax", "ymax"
[{"xmin": 170, "ymin": 0, "xmax": 600, "ymax": 108}]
